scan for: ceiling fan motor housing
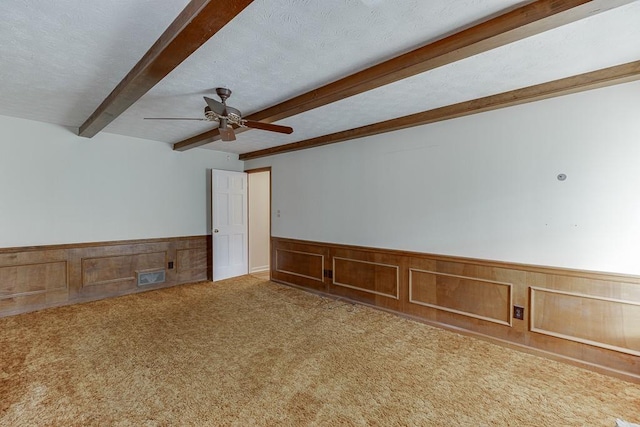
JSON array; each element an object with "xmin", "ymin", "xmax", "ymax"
[{"xmin": 216, "ymin": 87, "xmax": 232, "ymax": 103}]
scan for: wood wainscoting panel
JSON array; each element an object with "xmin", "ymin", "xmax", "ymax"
[
  {"xmin": 269, "ymin": 237, "xmax": 640, "ymax": 382},
  {"xmin": 526, "ymin": 271, "xmax": 640, "ymax": 373},
  {"xmin": 329, "ymin": 248, "xmax": 403, "ymax": 311},
  {"xmin": 0, "ymin": 261, "xmax": 69, "ymax": 314},
  {"xmin": 406, "ymin": 256, "xmax": 526, "ymax": 341},
  {"xmin": 531, "ymin": 287, "xmax": 640, "ymax": 357},
  {"xmin": 0, "ymin": 236, "xmax": 208, "ymax": 317},
  {"xmin": 81, "ymin": 255, "xmax": 134, "ymax": 287},
  {"xmin": 0, "ymin": 291, "xmax": 68, "ymax": 314},
  {"xmin": 0, "ymin": 261, "xmax": 68, "ymax": 298},
  {"xmin": 409, "ymin": 268, "xmax": 512, "ymax": 326},
  {"xmin": 82, "ymin": 251, "xmax": 167, "ymax": 288},
  {"xmin": 272, "ymin": 239, "xmax": 328, "ymax": 291},
  {"xmin": 333, "ymin": 257, "xmax": 399, "ymax": 299},
  {"xmin": 276, "ymin": 249, "xmax": 324, "ymax": 282},
  {"xmin": 0, "ymin": 249, "xmax": 68, "ymax": 267},
  {"xmin": 176, "ymin": 248, "xmax": 206, "ymax": 270},
  {"xmin": 0, "ymin": 249, "xmax": 69, "ymax": 315},
  {"xmin": 176, "ymin": 248, "xmax": 208, "ymax": 283}
]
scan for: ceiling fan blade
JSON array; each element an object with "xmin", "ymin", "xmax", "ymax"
[
  {"xmin": 243, "ymin": 120, "xmax": 293, "ymax": 134},
  {"xmin": 219, "ymin": 126, "xmax": 236, "ymax": 142},
  {"xmin": 143, "ymin": 117, "xmax": 206, "ymax": 121},
  {"xmin": 203, "ymin": 96, "xmax": 226, "ymax": 116}
]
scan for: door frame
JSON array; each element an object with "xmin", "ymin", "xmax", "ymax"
[{"xmin": 246, "ymin": 167, "xmax": 272, "ymax": 279}]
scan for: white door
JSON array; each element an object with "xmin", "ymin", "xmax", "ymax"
[{"xmin": 212, "ymin": 169, "xmax": 248, "ymax": 280}]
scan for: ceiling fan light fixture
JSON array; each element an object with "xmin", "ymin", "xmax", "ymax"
[{"xmin": 204, "ymin": 106, "xmax": 215, "ymax": 119}]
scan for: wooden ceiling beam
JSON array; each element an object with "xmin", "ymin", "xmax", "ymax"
[
  {"xmin": 173, "ymin": 0, "xmax": 633, "ymax": 151},
  {"xmin": 78, "ymin": 0, "xmax": 254, "ymax": 138},
  {"xmin": 238, "ymin": 61, "xmax": 640, "ymax": 161}
]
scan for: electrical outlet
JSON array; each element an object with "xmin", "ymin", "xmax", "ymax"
[
  {"xmin": 168, "ymin": 261, "xmax": 174, "ymax": 270},
  {"xmin": 513, "ymin": 305, "xmax": 524, "ymax": 320}
]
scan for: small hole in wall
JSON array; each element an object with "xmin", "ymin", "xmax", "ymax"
[{"xmin": 557, "ymin": 174, "xmax": 567, "ymax": 181}]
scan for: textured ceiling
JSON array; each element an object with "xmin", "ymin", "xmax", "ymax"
[
  {"xmin": 1, "ymin": 0, "xmax": 640, "ymax": 155},
  {"xmin": 0, "ymin": 0, "xmax": 191, "ymax": 126}
]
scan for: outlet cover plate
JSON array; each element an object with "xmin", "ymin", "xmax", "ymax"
[{"xmin": 513, "ymin": 305, "xmax": 525, "ymax": 320}]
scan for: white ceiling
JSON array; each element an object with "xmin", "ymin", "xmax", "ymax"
[{"xmin": 2, "ymin": 0, "xmax": 639, "ymax": 155}]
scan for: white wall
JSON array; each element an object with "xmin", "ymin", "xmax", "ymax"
[
  {"xmin": 246, "ymin": 81, "xmax": 640, "ymax": 275},
  {"xmin": 248, "ymin": 171, "xmax": 270, "ymax": 273},
  {"xmin": 0, "ymin": 116, "xmax": 244, "ymax": 247}
]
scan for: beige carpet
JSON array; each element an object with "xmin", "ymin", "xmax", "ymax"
[{"xmin": 1, "ymin": 276, "xmax": 639, "ymax": 426}]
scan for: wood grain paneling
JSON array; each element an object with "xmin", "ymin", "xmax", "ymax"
[
  {"xmin": 0, "ymin": 250, "xmax": 70, "ymax": 316},
  {"xmin": 271, "ymin": 240, "xmax": 329, "ymax": 292},
  {"xmin": 333, "ymin": 257, "xmax": 399, "ymax": 299},
  {"xmin": 176, "ymin": 248, "xmax": 206, "ymax": 270},
  {"xmin": 0, "ymin": 291, "xmax": 68, "ymax": 314},
  {"xmin": 270, "ymin": 237, "xmax": 640, "ymax": 383},
  {"xmin": 82, "ymin": 251, "xmax": 166, "ymax": 287},
  {"xmin": 531, "ymin": 287, "xmax": 640, "ymax": 356},
  {"xmin": 0, "ymin": 236, "xmax": 208, "ymax": 317},
  {"xmin": 327, "ymin": 248, "xmax": 404, "ymax": 311},
  {"xmin": 409, "ymin": 268, "xmax": 512, "ymax": 326},
  {"xmin": 0, "ymin": 261, "xmax": 68, "ymax": 298},
  {"xmin": 276, "ymin": 249, "xmax": 324, "ymax": 282},
  {"xmin": 176, "ymin": 248, "xmax": 208, "ymax": 282},
  {"xmin": 0, "ymin": 249, "xmax": 67, "ymax": 264}
]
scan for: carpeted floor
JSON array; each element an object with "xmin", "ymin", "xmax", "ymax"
[{"xmin": 1, "ymin": 276, "xmax": 639, "ymax": 426}]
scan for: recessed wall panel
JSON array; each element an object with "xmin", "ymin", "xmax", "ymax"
[
  {"xmin": 332, "ymin": 257, "xmax": 399, "ymax": 299},
  {"xmin": 531, "ymin": 287, "xmax": 640, "ymax": 356},
  {"xmin": 176, "ymin": 248, "xmax": 207, "ymax": 270},
  {"xmin": 0, "ymin": 236, "xmax": 207, "ymax": 317},
  {"xmin": 409, "ymin": 268, "xmax": 512, "ymax": 326},
  {"xmin": 82, "ymin": 251, "xmax": 165, "ymax": 287},
  {"xmin": 275, "ymin": 249, "xmax": 324, "ymax": 282},
  {"xmin": 0, "ymin": 261, "xmax": 67, "ymax": 298}
]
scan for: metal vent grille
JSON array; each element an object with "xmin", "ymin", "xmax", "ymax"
[{"xmin": 137, "ymin": 270, "xmax": 166, "ymax": 286}]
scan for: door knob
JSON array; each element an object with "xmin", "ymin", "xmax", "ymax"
[{"xmin": 214, "ymin": 229, "xmax": 219, "ymax": 233}]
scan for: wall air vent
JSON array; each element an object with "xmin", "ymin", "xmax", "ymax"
[{"xmin": 137, "ymin": 270, "xmax": 166, "ymax": 286}]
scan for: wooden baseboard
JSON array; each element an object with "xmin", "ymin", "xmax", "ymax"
[
  {"xmin": 0, "ymin": 235, "xmax": 209, "ymax": 317},
  {"xmin": 271, "ymin": 237, "xmax": 640, "ymax": 383}
]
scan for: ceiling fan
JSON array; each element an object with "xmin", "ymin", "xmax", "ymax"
[{"xmin": 144, "ymin": 88, "xmax": 293, "ymax": 142}]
